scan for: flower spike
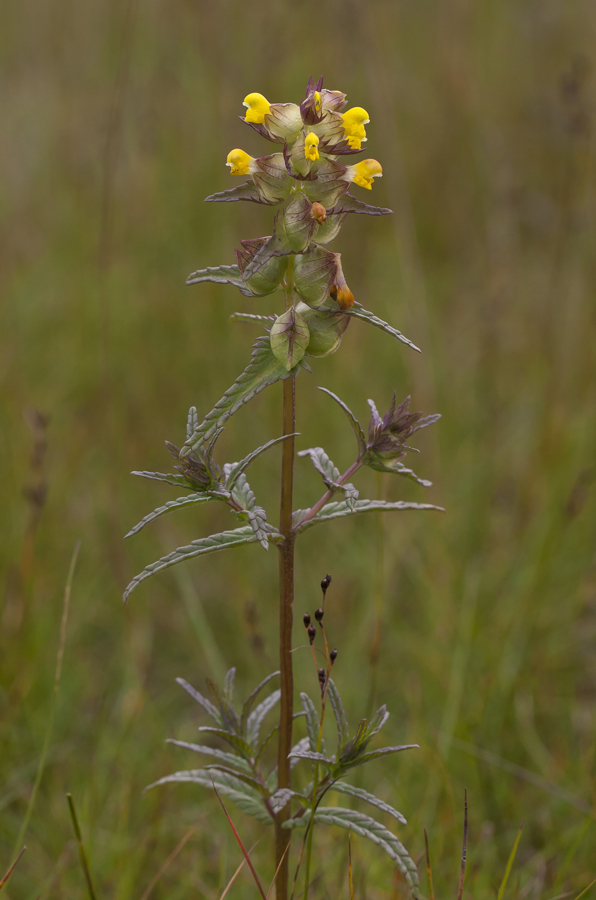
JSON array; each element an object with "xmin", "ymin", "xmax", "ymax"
[{"xmin": 344, "ymin": 159, "xmax": 383, "ymax": 190}]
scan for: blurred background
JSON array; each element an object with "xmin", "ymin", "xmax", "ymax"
[{"xmin": 1, "ymin": 0, "xmax": 595, "ymax": 897}]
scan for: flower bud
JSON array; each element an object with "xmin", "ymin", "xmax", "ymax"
[
  {"xmin": 308, "ymin": 624, "xmax": 317, "ymax": 644},
  {"xmin": 311, "ymin": 202, "xmax": 327, "ymax": 224},
  {"xmin": 330, "ymin": 648, "xmax": 338, "ymax": 664},
  {"xmin": 314, "ymin": 607, "xmax": 324, "ymax": 622},
  {"xmin": 303, "ymin": 613, "xmax": 311, "ymax": 627}
]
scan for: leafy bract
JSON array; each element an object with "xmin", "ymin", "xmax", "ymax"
[
  {"xmin": 147, "ymin": 769, "xmax": 271, "ymax": 824},
  {"xmin": 181, "ymin": 336, "xmax": 304, "ymax": 458},
  {"xmin": 205, "ymin": 182, "xmax": 278, "ymax": 205},
  {"xmin": 123, "ymin": 525, "xmax": 279, "ymax": 602},
  {"xmin": 270, "ymin": 308, "xmax": 310, "ymax": 370},
  {"xmin": 328, "ymin": 194, "xmax": 393, "ymax": 216},
  {"xmin": 166, "ymin": 740, "xmax": 252, "ymax": 774},
  {"xmin": 124, "ymin": 493, "xmax": 217, "ymax": 539},
  {"xmin": 293, "ymin": 499, "xmax": 444, "ymax": 533},
  {"xmin": 318, "ymin": 388, "xmax": 367, "ymax": 456},
  {"xmin": 343, "ymin": 303, "xmax": 420, "ymax": 353},
  {"xmin": 186, "ymin": 264, "xmax": 255, "ymax": 297},
  {"xmin": 331, "ymin": 782, "xmax": 407, "ymax": 825}
]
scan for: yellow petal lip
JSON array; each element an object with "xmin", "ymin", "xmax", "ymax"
[
  {"xmin": 242, "ymin": 92, "xmax": 271, "ymax": 124},
  {"xmin": 346, "ymin": 158, "xmax": 383, "ymax": 190},
  {"xmin": 304, "ymin": 131, "xmax": 320, "ymax": 161},
  {"xmin": 342, "ymin": 106, "xmax": 370, "ymax": 127},
  {"xmin": 226, "ymin": 148, "xmax": 256, "ymax": 176}
]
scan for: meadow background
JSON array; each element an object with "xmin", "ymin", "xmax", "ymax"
[{"xmin": 1, "ymin": 0, "xmax": 595, "ymax": 897}]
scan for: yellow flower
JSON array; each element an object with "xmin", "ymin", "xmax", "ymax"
[
  {"xmin": 345, "ymin": 159, "xmax": 383, "ymax": 190},
  {"xmin": 242, "ymin": 92, "xmax": 271, "ymax": 124},
  {"xmin": 226, "ymin": 149, "xmax": 256, "ymax": 176},
  {"xmin": 341, "ymin": 107, "xmax": 370, "ymax": 150},
  {"xmin": 304, "ymin": 132, "xmax": 320, "ymax": 161}
]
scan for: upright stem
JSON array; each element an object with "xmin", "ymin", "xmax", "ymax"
[{"xmin": 276, "ymin": 258, "xmax": 297, "ymax": 900}]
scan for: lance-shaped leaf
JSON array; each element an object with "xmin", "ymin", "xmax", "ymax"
[
  {"xmin": 125, "ymin": 493, "xmax": 221, "ymax": 538},
  {"xmin": 185, "ymin": 264, "xmax": 255, "ymax": 297},
  {"xmin": 270, "ymin": 308, "xmax": 310, "ymax": 370},
  {"xmin": 366, "ymin": 704, "xmax": 390, "ymax": 741},
  {"xmin": 186, "ymin": 406, "xmax": 199, "ymax": 441},
  {"xmin": 326, "ymin": 678, "xmax": 349, "ymax": 750},
  {"xmin": 302, "ymin": 158, "xmax": 350, "ymax": 208},
  {"xmin": 328, "ymin": 194, "xmax": 393, "ymax": 217},
  {"xmin": 241, "ymin": 671, "xmax": 280, "ymax": 735},
  {"xmin": 225, "ymin": 434, "xmax": 299, "ymax": 493},
  {"xmin": 246, "ymin": 689, "xmax": 281, "ymax": 746},
  {"xmin": 123, "ymin": 525, "xmax": 278, "ymax": 602},
  {"xmin": 298, "ymin": 447, "xmax": 359, "ymax": 507},
  {"xmin": 205, "ymin": 182, "xmax": 278, "ymax": 205},
  {"xmin": 343, "ymin": 303, "xmax": 420, "ymax": 353},
  {"xmin": 284, "ymin": 807, "xmax": 419, "ymax": 895},
  {"xmin": 293, "ymin": 499, "xmax": 444, "ymax": 533},
  {"xmin": 181, "ymin": 336, "xmax": 302, "ymax": 457},
  {"xmin": 331, "ymin": 782, "xmax": 407, "ymax": 826},
  {"xmin": 131, "ymin": 470, "xmax": 194, "ymax": 490},
  {"xmin": 235, "ymin": 238, "xmax": 288, "ymax": 296},
  {"xmin": 206, "ymin": 677, "xmax": 240, "ymax": 733},
  {"xmin": 147, "ymin": 769, "xmax": 271, "ymax": 824},
  {"xmin": 288, "ymin": 749, "xmax": 332, "ymax": 765},
  {"xmin": 294, "ymin": 246, "xmax": 337, "ymax": 307},
  {"xmin": 252, "ymin": 153, "xmax": 293, "ymax": 204},
  {"xmin": 365, "ymin": 457, "xmax": 433, "ymax": 487},
  {"xmin": 204, "ymin": 766, "xmax": 269, "ymax": 796},
  {"xmin": 300, "ymin": 692, "xmax": 320, "ymax": 752},
  {"xmin": 319, "ymin": 387, "xmax": 367, "ymax": 456},
  {"xmin": 223, "ymin": 667, "xmax": 236, "ymax": 703},
  {"xmin": 176, "ymin": 676, "xmax": 222, "ymax": 723},
  {"xmin": 340, "ymin": 745, "xmax": 419, "ymax": 773},
  {"xmin": 166, "ymin": 740, "xmax": 252, "ymax": 774},
  {"xmin": 197, "ymin": 726, "xmax": 253, "ymax": 759},
  {"xmin": 230, "ymin": 312, "xmax": 276, "ymax": 324}
]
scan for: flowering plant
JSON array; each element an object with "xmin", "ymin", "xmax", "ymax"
[{"xmin": 125, "ymin": 76, "xmax": 441, "ymax": 900}]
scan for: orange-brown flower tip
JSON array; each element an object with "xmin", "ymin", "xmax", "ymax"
[
  {"xmin": 331, "ymin": 284, "xmax": 355, "ymax": 310},
  {"xmin": 311, "ymin": 201, "xmax": 327, "ymax": 224}
]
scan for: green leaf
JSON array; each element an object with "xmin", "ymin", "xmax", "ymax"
[
  {"xmin": 244, "ymin": 196, "xmax": 318, "ymax": 280},
  {"xmin": 327, "ymin": 678, "xmax": 349, "ymax": 750},
  {"xmin": 147, "ymin": 769, "xmax": 271, "ymax": 824},
  {"xmin": 246, "ymin": 506, "xmax": 270, "ymax": 550},
  {"xmin": 312, "ymin": 212, "xmax": 347, "ymax": 245},
  {"xmin": 230, "ymin": 313, "xmax": 276, "ymax": 324},
  {"xmin": 331, "ymin": 782, "xmax": 407, "ymax": 825},
  {"xmin": 328, "ymin": 194, "xmax": 393, "ymax": 217},
  {"xmin": 252, "ymin": 153, "xmax": 293, "ymax": 203},
  {"xmin": 123, "ymin": 525, "xmax": 270, "ymax": 602},
  {"xmin": 226, "ymin": 434, "xmax": 299, "ymax": 493},
  {"xmin": 290, "ymin": 807, "xmax": 419, "ymax": 895},
  {"xmin": 186, "ymin": 407, "xmax": 199, "ymax": 441},
  {"xmin": 300, "ymin": 692, "xmax": 320, "ymax": 752},
  {"xmin": 205, "ymin": 182, "xmax": 278, "ymax": 206},
  {"xmin": 364, "ymin": 457, "xmax": 433, "ymax": 488},
  {"xmin": 175, "ymin": 677, "xmax": 222, "ymax": 723},
  {"xmin": 341, "ymin": 745, "xmax": 419, "ymax": 773},
  {"xmin": 246, "ymin": 689, "xmax": 281, "ymax": 746},
  {"xmin": 206, "ymin": 677, "xmax": 240, "ymax": 733},
  {"xmin": 302, "ymin": 158, "xmax": 350, "ymax": 208},
  {"xmin": 166, "ymin": 740, "xmax": 252, "ymax": 773},
  {"xmin": 223, "ymin": 667, "xmax": 236, "ymax": 704},
  {"xmin": 365, "ymin": 705, "xmax": 390, "ymax": 740},
  {"xmin": 224, "ymin": 470, "xmax": 256, "ymax": 512},
  {"xmin": 318, "ymin": 388, "xmax": 367, "ymax": 455},
  {"xmin": 270, "ymin": 308, "xmax": 310, "ymax": 370},
  {"xmin": 131, "ymin": 470, "xmax": 193, "ymax": 490},
  {"xmin": 197, "ymin": 726, "xmax": 254, "ymax": 760},
  {"xmin": 205, "ymin": 765, "xmax": 268, "ymax": 795},
  {"xmin": 185, "ymin": 264, "xmax": 255, "ymax": 297},
  {"xmin": 270, "ymin": 789, "xmax": 297, "ymax": 814},
  {"xmin": 288, "ymin": 749, "xmax": 332, "ymax": 765},
  {"xmin": 343, "ymin": 303, "xmax": 420, "ymax": 353},
  {"xmin": 124, "ymin": 493, "xmax": 216, "ymax": 539},
  {"xmin": 297, "ymin": 447, "xmax": 359, "ymax": 508},
  {"xmin": 241, "ymin": 671, "xmax": 280, "ymax": 735},
  {"xmin": 339, "ymin": 719, "xmax": 369, "ymax": 764},
  {"xmin": 294, "ymin": 499, "xmax": 444, "ymax": 533},
  {"xmin": 181, "ymin": 337, "xmax": 301, "ymax": 457},
  {"xmin": 293, "ymin": 246, "xmax": 336, "ymax": 307}
]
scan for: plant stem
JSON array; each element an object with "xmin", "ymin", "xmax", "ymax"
[
  {"xmin": 276, "ymin": 257, "xmax": 297, "ymax": 900},
  {"xmin": 294, "ymin": 459, "xmax": 362, "ymax": 530}
]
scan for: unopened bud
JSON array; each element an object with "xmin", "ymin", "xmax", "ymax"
[
  {"xmin": 314, "ymin": 608, "xmax": 324, "ymax": 623},
  {"xmin": 330, "ymin": 648, "xmax": 338, "ymax": 663},
  {"xmin": 308, "ymin": 624, "xmax": 316, "ymax": 644},
  {"xmin": 321, "ymin": 574, "xmax": 332, "ymax": 591},
  {"xmin": 311, "ymin": 201, "xmax": 327, "ymax": 224},
  {"xmin": 303, "ymin": 613, "xmax": 311, "ymax": 628},
  {"xmin": 318, "ymin": 667, "xmax": 326, "ymax": 685}
]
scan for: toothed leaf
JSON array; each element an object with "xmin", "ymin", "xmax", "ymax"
[
  {"xmin": 318, "ymin": 388, "xmax": 367, "ymax": 456},
  {"xmin": 166, "ymin": 740, "xmax": 251, "ymax": 773},
  {"xmin": 331, "ymin": 782, "xmax": 407, "ymax": 826},
  {"xmin": 327, "ymin": 678, "xmax": 349, "ymax": 749},
  {"xmin": 175, "ymin": 677, "xmax": 222, "ymax": 723},
  {"xmin": 205, "ymin": 182, "xmax": 278, "ymax": 206},
  {"xmin": 246, "ymin": 689, "xmax": 281, "ymax": 746},
  {"xmin": 343, "ymin": 303, "xmax": 420, "ymax": 353},
  {"xmin": 293, "ymin": 499, "xmax": 444, "ymax": 533},
  {"xmin": 185, "ymin": 264, "xmax": 256, "ymax": 297},
  {"xmin": 147, "ymin": 769, "xmax": 270, "ymax": 824},
  {"xmin": 226, "ymin": 434, "xmax": 299, "ymax": 492},
  {"xmin": 300, "ymin": 692, "xmax": 319, "ymax": 752},
  {"xmin": 124, "ymin": 493, "xmax": 222, "ymax": 539}
]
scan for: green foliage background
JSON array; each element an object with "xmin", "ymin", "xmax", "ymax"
[{"xmin": 1, "ymin": 0, "xmax": 595, "ymax": 897}]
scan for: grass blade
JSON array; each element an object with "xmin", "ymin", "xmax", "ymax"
[
  {"xmin": 573, "ymin": 877, "xmax": 596, "ymax": 900},
  {"xmin": 266, "ymin": 841, "xmax": 290, "ymax": 900},
  {"xmin": 219, "ymin": 842, "xmax": 259, "ymax": 900},
  {"xmin": 140, "ymin": 821, "xmax": 202, "ymax": 900},
  {"xmin": 348, "ymin": 834, "xmax": 354, "ymax": 900},
  {"xmin": 456, "ymin": 790, "xmax": 468, "ymax": 900},
  {"xmin": 0, "ymin": 846, "xmax": 26, "ymax": 891},
  {"xmin": 211, "ymin": 779, "xmax": 268, "ymax": 900},
  {"xmin": 496, "ymin": 821, "xmax": 525, "ymax": 900},
  {"xmin": 13, "ymin": 542, "xmax": 80, "ymax": 856},
  {"xmin": 424, "ymin": 829, "xmax": 434, "ymax": 900},
  {"xmin": 66, "ymin": 793, "xmax": 98, "ymax": 900}
]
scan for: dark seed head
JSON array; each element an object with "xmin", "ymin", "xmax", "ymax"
[
  {"xmin": 308, "ymin": 624, "xmax": 316, "ymax": 644},
  {"xmin": 314, "ymin": 607, "xmax": 324, "ymax": 623},
  {"xmin": 330, "ymin": 648, "xmax": 338, "ymax": 663},
  {"xmin": 321, "ymin": 574, "xmax": 332, "ymax": 592},
  {"xmin": 318, "ymin": 667, "xmax": 326, "ymax": 683},
  {"xmin": 303, "ymin": 613, "xmax": 311, "ymax": 628}
]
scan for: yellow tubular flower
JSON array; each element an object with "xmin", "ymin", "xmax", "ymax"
[
  {"xmin": 304, "ymin": 132, "xmax": 320, "ymax": 161},
  {"xmin": 243, "ymin": 92, "xmax": 271, "ymax": 124},
  {"xmin": 347, "ymin": 159, "xmax": 383, "ymax": 190},
  {"xmin": 341, "ymin": 106, "xmax": 370, "ymax": 150},
  {"xmin": 313, "ymin": 91, "xmax": 322, "ymax": 112},
  {"xmin": 226, "ymin": 149, "xmax": 256, "ymax": 176}
]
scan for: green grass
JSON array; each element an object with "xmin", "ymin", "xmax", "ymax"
[{"xmin": 1, "ymin": 1, "xmax": 595, "ymax": 897}]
